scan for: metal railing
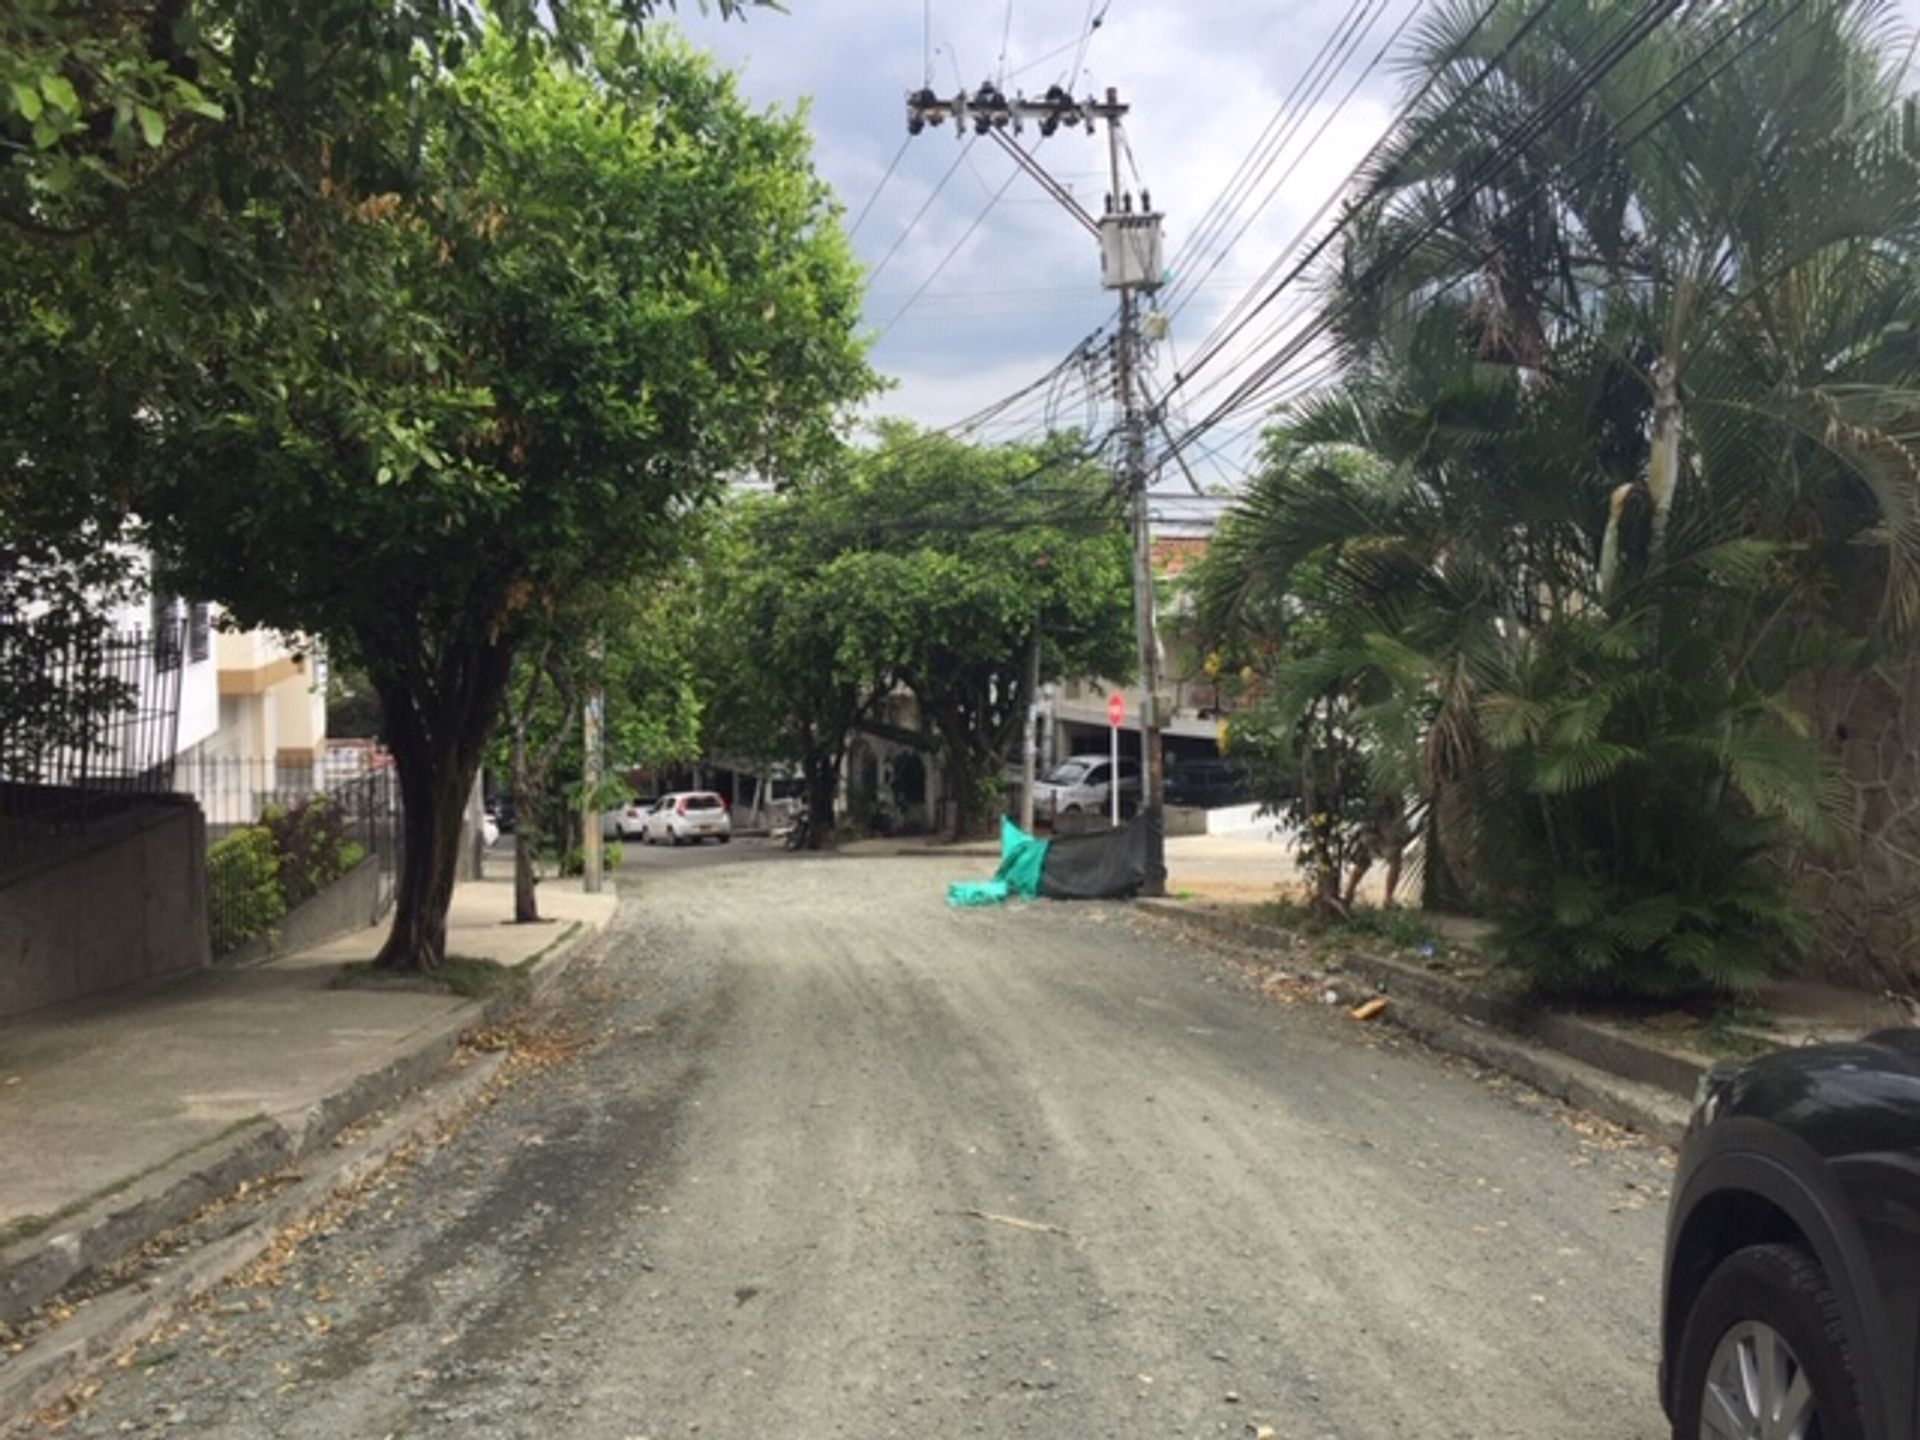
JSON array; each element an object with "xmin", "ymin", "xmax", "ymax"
[{"xmin": 0, "ymin": 621, "xmax": 186, "ymax": 825}]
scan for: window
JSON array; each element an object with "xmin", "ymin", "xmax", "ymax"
[
  {"xmin": 188, "ymin": 604, "xmax": 212, "ymax": 664},
  {"xmin": 151, "ymin": 594, "xmax": 183, "ymax": 672}
]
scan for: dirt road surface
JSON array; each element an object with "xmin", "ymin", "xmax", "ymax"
[{"xmin": 24, "ymin": 844, "xmax": 1674, "ymax": 1440}]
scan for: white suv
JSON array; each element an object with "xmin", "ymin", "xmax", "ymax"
[{"xmin": 1033, "ymin": 754, "xmax": 1140, "ymax": 824}]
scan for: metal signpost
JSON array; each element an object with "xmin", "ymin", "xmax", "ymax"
[{"xmin": 1107, "ymin": 690, "xmax": 1124, "ymax": 826}]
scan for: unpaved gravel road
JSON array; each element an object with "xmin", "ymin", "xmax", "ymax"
[{"xmin": 25, "ymin": 847, "xmax": 1674, "ymax": 1439}]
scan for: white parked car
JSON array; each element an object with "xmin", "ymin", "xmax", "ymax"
[
  {"xmin": 602, "ymin": 796, "xmax": 656, "ymax": 840},
  {"xmin": 641, "ymin": 791, "xmax": 733, "ymax": 846},
  {"xmin": 1032, "ymin": 754, "xmax": 1140, "ymax": 824}
]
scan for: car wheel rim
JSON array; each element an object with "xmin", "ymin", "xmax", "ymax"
[{"xmin": 1701, "ymin": 1321, "xmax": 1817, "ymax": 1440}]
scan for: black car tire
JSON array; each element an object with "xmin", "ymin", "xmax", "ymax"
[
  {"xmin": 719, "ymin": 834, "xmax": 731, "ymax": 844},
  {"xmin": 1673, "ymin": 1243, "xmax": 1864, "ymax": 1440}
]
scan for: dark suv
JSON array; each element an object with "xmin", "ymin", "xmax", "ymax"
[
  {"xmin": 1163, "ymin": 757, "xmax": 1253, "ymax": 809},
  {"xmin": 1660, "ymin": 1029, "xmax": 1920, "ymax": 1440}
]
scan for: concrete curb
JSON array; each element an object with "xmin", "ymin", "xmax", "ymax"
[
  {"xmin": 0, "ymin": 1051, "xmax": 507, "ymax": 1433},
  {"xmin": 0, "ymin": 902, "xmax": 603, "ymax": 1331},
  {"xmin": 1136, "ymin": 900, "xmax": 1699, "ymax": 1146}
]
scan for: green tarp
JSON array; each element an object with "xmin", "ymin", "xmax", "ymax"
[{"xmin": 945, "ymin": 818, "xmax": 1051, "ymax": 907}]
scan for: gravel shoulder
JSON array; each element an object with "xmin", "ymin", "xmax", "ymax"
[{"xmin": 20, "ymin": 852, "xmax": 1673, "ymax": 1440}]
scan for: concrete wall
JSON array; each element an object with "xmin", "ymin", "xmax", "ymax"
[
  {"xmin": 0, "ymin": 797, "xmax": 210, "ymax": 1021},
  {"xmin": 1787, "ymin": 652, "xmax": 1920, "ymax": 996}
]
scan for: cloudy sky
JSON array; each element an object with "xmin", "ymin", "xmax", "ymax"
[{"xmin": 668, "ymin": 0, "xmax": 1920, "ymax": 488}]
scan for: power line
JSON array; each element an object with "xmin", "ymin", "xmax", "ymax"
[
  {"xmin": 1172, "ymin": 0, "xmax": 1544, "ymax": 396},
  {"xmin": 1162, "ymin": 0, "xmax": 1634, "ymax": 433},
  {"xmin": 876, "ymin": 143, "xmax": 1037, "ymax": 343},
  {"xmin": 1161, "ymin": 0, "xmax": 1381, "ymax": 310},
  {"xmin": 1165, "ymin": 0, "xmax": 1425, "ymax": 328},
  {"xmin": 846, "ymin": 138, "xmax": 912, "ymax": 240},
  {"xmin": 865, "ymin": 139, "xmax": 976, "ymax": 293},
  {"xmin": 1067, "ymin": 0, "xmax": 1112, "ymax": 91},
  {"xmin": 1161, "ymin": 0, "xmax": 1802, "ymax": 465},
  {"xmin": 1225, "ymin": 0, "xmax": 1801, "ymax": 422}
]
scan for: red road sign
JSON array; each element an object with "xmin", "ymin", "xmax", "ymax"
[{"xmin": 1107, "ymin": 692, "xmax": 1125, "ymax": 727}]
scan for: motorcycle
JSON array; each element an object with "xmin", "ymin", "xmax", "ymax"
[{"xmin": 783, "ymin": 804, "xmax": 812, "ymax": 851}]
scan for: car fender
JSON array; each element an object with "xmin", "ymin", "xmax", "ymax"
[{"xmin": 1663, "ymin": 1119, "xmax": 1897, "ymax": 1440}]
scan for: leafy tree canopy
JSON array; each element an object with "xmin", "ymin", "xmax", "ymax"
[{"xmin": 128, "ymin": 19, "xmax": 872, "ymax": 966}]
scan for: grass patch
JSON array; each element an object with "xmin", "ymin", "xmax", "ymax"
[
  {"xmin": 329, "ymin": 920, "xmax": 585, "ymax": 1001},
  {"xmin": 331, "ymin": 954, "xmax": 533, "ymax": 1002},
  {"xmin": 1252, "ymin": 896, "xmax": 1440, "ymax": 953}
]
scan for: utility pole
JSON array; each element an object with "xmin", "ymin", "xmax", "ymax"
[
  {"xmin": 581, "ymin": 634, "xmax": 605, "ymax": 894},
  {"xmin": 904, "ymin": 80, "xmax": 1169, "ymax": 894},
  {"xmin": 1019, "ymin": 610, "xmax": 1042, "ymax": 832}
]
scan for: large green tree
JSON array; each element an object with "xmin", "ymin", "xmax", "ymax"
[
  {"xmin": 838, "ymin": 427, "xmax": 1135, "ymax": 838},
  {"xmin": 140, "ymin": 26, "xmax": 870, "ymax": 969},
  {"xmin": 699, "ymin": 429, "xmax": 1135, "ymax": 844},
  {"xmin": 1, "ymin": 1, "xmax": 765, "ymax": 618},
  {"xmin": 698, "ymin": 494, "xmax": 888, "ymax": 850}
]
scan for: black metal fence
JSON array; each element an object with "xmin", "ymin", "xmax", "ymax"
[
  {"xmin": 0, "ymin": 622, "xmax": 186, "ymax": 823},
  {"xmin": 183, "ymin": 755, "xmax": 403, "ymax": 955}
]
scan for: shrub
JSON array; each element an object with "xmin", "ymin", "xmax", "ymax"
[
  {"xmin": 261, "ymin": 796, "xmax": 362, "ymax": 908},
  {"xmin": 558, "ymin": 841, "xmax": 621, "ymax": 876},
  {"xmin": 208, "ymin": 826, "xmax": 286, "ymax": 954}
]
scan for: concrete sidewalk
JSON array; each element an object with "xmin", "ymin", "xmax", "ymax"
[{"xmin": 0, "ymin": 876, "xmax": 614, "ymax": 1321}]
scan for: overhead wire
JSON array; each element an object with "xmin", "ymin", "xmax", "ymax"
[
  {"xmin": 1171, "ymin": 0, "xmax": 1543, "ymax": 398},
  {"xmin": 1164, "ymin": 0, "xmax": 1426, "ymax": 329},
  {"xmin": 864, "ymin": 138, "xmax": 977, "ymax": 293},
  {"xmin": 1067, "ymin": 0, "xmax": 1112, "ymax": 92},
  {"xmin": 1159, "ymin": 0, "xmax": 1382, "ymax": 313},
  {"xmin": 876, "ymin": 141, "xmax": 1041, "ymax": 343},
  {"xmin": 1183, "ymin": 0, "xmax": 1810, "ymax": 444},
  {"xmin": 846, "ymin": 137, "xmax": 912, "ymax": 240},
  {"xmin": 1160, "ymin": 0, "xmax": 1660, "ymax": 445}
]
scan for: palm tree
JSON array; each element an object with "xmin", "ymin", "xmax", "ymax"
[{"xmin": 1197, "ymin": 0, "xmax": 1920, "ymax": 996}]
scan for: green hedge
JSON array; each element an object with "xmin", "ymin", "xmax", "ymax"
[
  {"xmin": 208, "ymin": 796, "xmax": 369, "ymax": 956},
  {"xmin": 207, "ymin": 827, "xmax": 287, "ymax": 954}
]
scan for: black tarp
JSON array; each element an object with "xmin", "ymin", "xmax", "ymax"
[{"xmin": 1037, "ymin": 810, "xmax": 1160, "ymax": 900}]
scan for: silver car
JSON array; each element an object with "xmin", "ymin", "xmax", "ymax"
[{"xmin": 1032, "ymin": 754, "xmax": 1140, "ymax": 824}]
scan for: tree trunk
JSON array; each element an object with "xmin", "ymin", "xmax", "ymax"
[
  {"xmin": 376, "ymin": 733, "xmax": 470, "ymax": 971},
  {"xmin": 932, "ymin": 706, "xmax": 999, "ymax": 842},
  {"xmin": 511, "ymin": 717, "xmax": 540, "ymax": 924},
  {"xmin": 1646, "ymin": 355, "xmax": 1682, "ymax": 563},
  {"xmin": 802, "ymin": 748, "xmax": 838, "ymax": 851},
  {"xmin": 369, "ymin": 642, "xmax": 515, "ymax": 972}
]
